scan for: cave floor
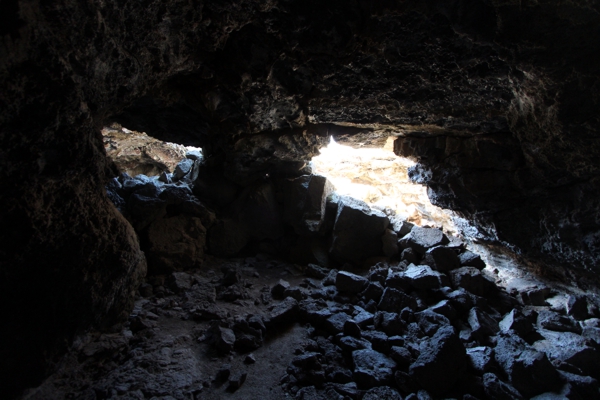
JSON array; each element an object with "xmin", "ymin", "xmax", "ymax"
[{"xmin": 21, "ymin": 249, "xmax": 600, "ymax": 400}]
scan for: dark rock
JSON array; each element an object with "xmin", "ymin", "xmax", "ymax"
[
  {"xmin": 213, "ymin": 326, "xmax": 236, "ymax": 354},
  {"xmin": 361, "ymin": 330, "xmax": 391, "ymax": 354},
  {"xmin": 400, "ymin": 227, "xmax": 449, "ymax": 255},
  {"xmin": 173, "ymin": 158, "xmax": 194, "ymax": 180},
  {"xmin": 467, "ymin": 346, "xmax": 495, "ymax": 375},
  {"xmin": 283, "ymin": 174, "xmax": 333, "ymax": 235},
  {"xmin": 338, "ymin": 336, "xmax": 371, "ymax": 353},
  {"xmin": 385, "ymin": 270, "xmax": 412, "ymax": 292},
  {"xmin": 267, "ymin": 297, "xmax": 299, "ymax": 326},
  {"xmin": 495, "ymin": 333, "xmax": 562, "ymax": 396},
  {"xmin": 390, "ymin": 346, "xmax": 413, "ymax": 370},
  {"xmin": 244, "ymin": 354, "xmax": 256, "ymax": 364},
  {"xmin": 227, "ymin": 371, "xmax": 247, "ymax": 392},
  {"xmin": 409, "ymin": 325, "xmax": 467, "ymax": 395},
  {"xmin": 449, "ymin": 267, "xmax": 495, "ymax": 297},
  {"xmin": 468, "ymin": 307, "xmax": 499, "ymax": 338},
  {"xmin": 352, "ymin": 349, "xmax": 397, "ymax": 388},
  {"xmin": 343, "ymin": 319, "xmax": 362, "ymax": 338},
  {"xmin": 566, "ymin": 295, "xmax": 590, "ymax": 320},
  {"xmin": 392, "ymin": 219, "xmax": 414, "ymax": 237},
  {"xmin": 335, "ymin": 271, "xmax": 368, "ymax": 294},
  {"xmin": 299, "ymin": 299, "xmax": 335, "ymax": 326},
  {"xmin": 306, "ymin": 264, "xmax": 329, "ymax": 279},
  {"xmin": 583, "ymin": 326, "xmax": 600, "ymax": 345},
  {"xmin": 404, "ymin": 264, "xmax": 448, "ymax": 290},
  {"xmin": 499, "ymin": 309, "xmax": 533, "ymax": 337},
  {"xmin": 520, "ymin": 287, "xmax": 551, "ymax": 306},
  {"xmin": 139, "ymin": 283, "xmax": 153, "ymax": 298},
  {"xmin": 537, "ymin": 310, "xmax": 581, "ymax": 334},
  {"xmin": 424, "ymin": 246, "xmax": 460, "ymax": 272},
  {"xmin": 353, "ymin": 307, "xmax": 375, "ymax": 328},
  {"xmin": 284, "ymin": 287, "xmax": 305, "ymax": 301},
  {"xmin": 382, "ymin": 229, "xmax": 399, "ymax": 257},
  {"xmin": 363, "ymin": 386, "xmax": 403, "ymax": 400},
  {"xmin": 446, "ymin": 288, "xmax": 475, "ymax": 313},
  {"xmin": 216, "ymin": 364, "xmax": 232, "ymax": 381},
  {"xmin": 271, "ymin": 279, "xmax": 291, "ymax": 299},
  {"xmin": 395, "ymin": 370, "xmax": 419, "ymax": 394},
  {"xmin": 292, "ymin": 352, "xmax": 322, "ymax": 369},
  {"xmin": 558, "ymin": 370, "xmax": 600, "ymax": 399},
  {"xmin": 378, "ymin": 288, "xmax": 417, "ymax": 313},
  {"xmin": 482, "ymin": 372, "xmax": 523, "ymax": 400},
  {"xmin": 401, "ymin": 248, "xmax": 419, "ymax": 265},
  {"xmin": 457, "ymin": 251, "xmax": 485, "ymax": 271},
  {"xmin": 222, "ymin": 268, "xmax": 241, "ymax": 286},
  {"xmin": 415, "ymin": 309, "xmax": 451, "ymax": 337},
  {"xmin": 377, "ymin": 312, "xmax": 405, "ymax": 336},
  {"xmin": 428, "ymin": 300, "xmax": 457, "ymax": 321},
  {"xmin": 323, "ymin": 269, "xmax": 338, "ymax": 286},
  {"xmin": 325, "ymin": 312, "xmax": 352, "ymax": 334},
  {"xmin": 329, "ymin": 197, "xmax": 390, "ymax": 265},
  {"xmin": 533, "ymin": 329, "xmax": 600, "ymax": 380},
  {"xmin": 360, "ymin": 281, "xmax": 385, "ymax": 303}
]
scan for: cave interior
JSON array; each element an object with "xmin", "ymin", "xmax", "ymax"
[{"xmin": 2, "ymin": 0, "xmax": 600, "ymax": 399}]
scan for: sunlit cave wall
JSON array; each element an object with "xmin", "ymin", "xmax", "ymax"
[{"xmin": 1, "ymin": 0, "xmax": 600, "ymax": 395}]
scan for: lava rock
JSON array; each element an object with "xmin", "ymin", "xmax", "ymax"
[
  {"xmin": 537, "ymin": 310, "xmax": 581, "ymax": 334},
  {"xmin": 363, "ymin": 386, "xmax": 403, "ymax": 400},
  {"xmin": 458, "ymin": 250, "xmax": 486, "ymax": 270},
  {"xmin": 467, "ymin": 346, "xmax": 495, "ymax": 375},
  {"xmin": 533, "ymin": 329, "xmax": 600, "ymax": 380},
  {"xmin": 392, "ymin": 219, "xmax": 415, "ymax": 237},
  {"xmin": 409, "ymin": 325, "xmax": 467, "ymax": 395},
  {"xmin": 498, "ymin": 309, "xmax": 534, "ymax": 339},
  {"xmin": 283, "ymin": 174, "xmax": 333, "ymax": 236},
  {"xmin": 267, "ymin": 297, "xmax": 298, "ymax": 326},
  {"xmin": 378, "ymin": 287, "xmax": 417, "ymax": 313},
  {"xmin": 173, "ymin": 158, "xmax": 194, "ymax": 180},
  {"xmin": 468, "ymin": 307, "xmax": 499, "ymax": 337},
  {"xmin": 495, "ymin": 333, "xmax": 562, "ymax": 396},
  {"xmin": 404, "ymin": 264, "xmax": 448, "ymax": 290},
  {"xmin": 424, "ymin": 246, "xmax": 460, "ymax": 272},
  {"xmin": 335, "ymin": 271, "xmax": 368, "ymax": 294},
  {"xmin": 271, "ymin": 279, "xmax": 291, "ymax": 299},
  {"xmin": 400, "ymin": 226, "xmax": 449, "ymax": 254},
  {"xmin": 325, "ymin": 312, "xmax": 352, "ymax": 334},
  {"xmin": 213, "ymin": 326, "xmax": 236, "ymax": 354},
  {"xmin": 359, "ymin": 281, "xmax": 385, "ymax": 303},
  {"xmin": 306, "ymin": 264, "xmax": 329, "ymax": 279},
  {"xmin": 559, "ymin": 370, "xmax": 600, "ymax": 399},
  {"xmin": 227, "ymin": 371, "xmax": 247, "ymax": 392},
  {"xmin": 415, "ymin": 309, "xmax": 451, "ymax": 337},
  {"xmin": 343, "ymin": 319, "xmax": 362, "ymax": 338},
  {"xmin": 401, "ymin": 247, "xmax": 419, "ymax": 264},
  {"xmin": 390, "ymin": 346, "xmax": 413, "ymax": 370},
  {"xmin": 329, "ymin": 197, "xmax": 390, "ymax": 265},
  {"xmin": 482, "ymin": 372, "xmax": 523, "ymax": 400},
  {"xmin": 382, "ymin": 229, "xmax": 399, "ymax": 257},
  {"xmin": 352, "ymin": 349, "xmax": 397, "ymax": 388},
  {"xmin": 449, "ymin": 267, "xmax": 495, "ymax": 297},
  {"xmin": 428, "ymin": 300, "xmax": 457, "ymax": 321},
  {"xmin": 566, "ymin": 295, "xmax": 590, "ymax": 320}
]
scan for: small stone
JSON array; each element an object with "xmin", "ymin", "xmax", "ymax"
[
  {"xmin": 266, "ymin": 297, "xmax": 298, "ymax": 326},
  {"xmin": 173, "ymin": 158, "xmax": 194, "ymax": 180},
  {"xmin": 216, "ymin": 364, "xmax": 231, "ymax": 381},
  {"xmin": 468, "ymin": 307, "xmax": 499, "ymax": 337},
  {"xmin": 400, "ymin": 226, "xmax": 449, "ymax": 254},
  {"xmin": 343, "ymin": 319, "xmax": 362, "ymax": 338},
  {"xmin": 306, "ymin": 263, "xmax": 328, "ymax": 279},
  {"xmin": 244, "ymin": 354, "xmax": 256, "ymax": 364},
  {"xmin": 214, "ymin": 326, "xmax": 236, "ymax": 353},
  {"xmin": 325, "ymin": 312, "xmax": 352, "ymax": 334},
  {"xmin": 467, "ymin": 346, "xmax": 495, "ymax": 374},
  {"xmin": 271, "ymin": 279, "xmax": 290, "ymax": 299},
  {"xmin": 227, "ymin": 371, "xmax": 247, "ymax": 392},
  {"xmin": 404, "ymin": 264, "xmax": 448, "ymax": 290}
]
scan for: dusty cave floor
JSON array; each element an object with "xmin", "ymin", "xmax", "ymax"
[
  {"xmin": 23, "ymin": 255, "xmax": 311, "ymax": 400},
  {"xmin": 21, "ymin": 246, "xmax": 600, "ymax": 400}
]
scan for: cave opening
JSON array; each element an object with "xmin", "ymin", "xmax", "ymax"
[{"xmin": 3, "ymin": 1, "xmax": 600, "ymax": 399}]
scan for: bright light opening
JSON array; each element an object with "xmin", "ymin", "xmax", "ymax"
[{"xmin": 312, "ymin": 136, "xmax": 457, "ymax": 234}]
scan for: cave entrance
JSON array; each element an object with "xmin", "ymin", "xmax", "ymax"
[
  {"xmin": 312, "ymin": 136, "xmax": 457, "ymax": 234},
  {"xmin": 102, "ymin": 122, "xmax": 203, "ymax": 179}
]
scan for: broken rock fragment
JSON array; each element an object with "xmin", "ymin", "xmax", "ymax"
[
  {"xmin": 352, "ymin": 349, "xmax": 397, "ymax": 388},
  {"xmin": 400, "ymin": 226, "xmax": 449, "ymax": 254},
  {"xmin": 335, "ymin": 271, "xmax": 368, "ymax": 294},
  {"xmin": 329, "ymin": 197, "xmax": 389, "ymax": 265}
]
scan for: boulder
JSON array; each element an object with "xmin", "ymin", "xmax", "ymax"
[
  {"xmin": 482, "ymin": 373, "xmax": 523, "ymax": 400},
  {"xmin": 283, "ymin": 174, "xmax": 333, "ymax": 235},
  {"xmin": 399, "ymin": 226, "xmax": 449, "ymax": 254},
  {"xmin": 329, "ymin": 197, "xmax": 389, "ymax": 265},
  {"xmin": 145, "ymin": 214, "xmax": 207, "ymax": 273},
  {"xmin": 468, "ymin": 307, "xmax": 499, "ymax": 338},
  {"xmin": 449, "ymin": 267, "xmax": 495, "ymax": 297},
  {"xmin": 379, "ymin": 287, "xmax": 417, "ymax": 313},
  {"xmin": 403, "ymin": 264, "xmax": 448, "ymax": 290},
  {"xmin": 409, "ymin": 325, "xmax": 467, "ymax": 396},
  {"xmin": 467, "ymin": 346, "xmax": 495, "ymax": 375},
  {"xmin": 499, "ymin": 309, "xmax": 534, "ymax": 338},
  {"xmin": 423, "ymin": 246, "xmax": 460, "ymax": 272},
  {"xmin": 533, "ymin": 329, "xmax": 600, "ymax": 379},
  {"xmin": 352, "ymin": 349, "xmax": 397, "ymax": 388},
  {"xmin": 458, "ymin": 250, "xmax": 486, "ymax": 270},
  {"xmin": 495, "ymin": 333, "xmax": 562, "ymax": 397},
  {"xmin": 266, "ymin": 297, "xmax": 298, "ymax": 327},
  {"xmin": 566, "ymin": 295, "xmax": 590, "ymax": 320},
  {"xmin": 173, "ymin": 158, "xmax": 194, "ymax": 180},
  {"xmin": 382, "ymin": 229, "xmax": 399, "ymax": 257},
  {"xmin": 537, "ymin": 310, "xmax": 581, "ymax": 334},
  {"xmin": 335, "ymin": 271, "xmax": 368, "ymax": 294},
  {"xmin": 271, "ymin": 279, "xmax": 290, "ymax": 299}
]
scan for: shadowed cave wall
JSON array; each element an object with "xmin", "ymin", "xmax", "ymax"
[{"xmin": 1, "ymin": 0, "xmax": 599, "ymax": 395}]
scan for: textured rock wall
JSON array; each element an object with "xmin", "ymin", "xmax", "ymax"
[{"xmin": 1, "ymin": 0, "xmax": 600, "ymax": 395}]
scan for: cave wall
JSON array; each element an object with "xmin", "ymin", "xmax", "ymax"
[{"xmin": 1, "ymin": 0, "xmax": 599, "ymax": 395}]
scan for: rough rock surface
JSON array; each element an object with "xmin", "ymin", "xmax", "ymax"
[{"xmin": 2, "ymin": 0, "xmax": 600, "ymax": 396}]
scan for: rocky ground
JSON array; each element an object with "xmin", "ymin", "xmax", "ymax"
[{"xmin": 22, "ymin": 223, "xmax": 600, "ymax": 399}]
